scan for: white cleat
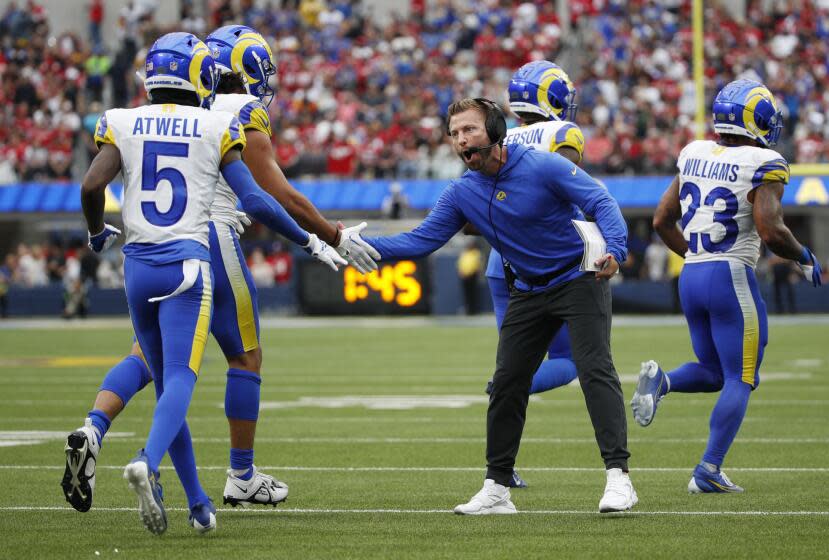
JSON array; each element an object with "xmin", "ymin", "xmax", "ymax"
[
  {"xmin": 630, "ymin": 360, "xmax": 667, "ymax": 427},
  {"xmin": 124, "ymin": 454, "xmax": 167, "ymax": 535},
  {"xmin": 223, "ymin": 466, "xmax": 289, "ymax": 507},
  {"xmin": 61, "ymin": 418, "xmax": 100, "ymax": 512},
  {"xmin": 599, "ymin": 468, "xmax": 638, "ymax": 513},
  {"xmin": 454, "ymin": 479, "xmax": 517, "ymax": 515}
]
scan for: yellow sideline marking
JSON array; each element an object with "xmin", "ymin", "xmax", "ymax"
[{"xmin": 0, "ymin": 356, "xmax": 122, "ymax": 368}]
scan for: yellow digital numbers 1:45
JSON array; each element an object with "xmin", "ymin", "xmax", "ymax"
[{"xmin": 343, "ymin": 261, "xmax": 422, "ymax": 307}]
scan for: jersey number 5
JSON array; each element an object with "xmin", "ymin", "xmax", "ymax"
[
  {"xmin": 679, "ymin": 181, "xmax": 739, "ymax": 254},
  {"xmin": 141, "ymin": 141, "xmax": 189, "ymax": 227}
]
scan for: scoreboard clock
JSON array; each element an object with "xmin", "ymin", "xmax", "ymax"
[{"xmin": 297, "ymin": 259, "xmax": 431, "ymax": 315}]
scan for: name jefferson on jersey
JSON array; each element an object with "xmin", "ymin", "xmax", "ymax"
[
  {"xmin": 503, "ymin": 119, "xmax": 585, "ymax": 162},
  {"xmin": 209, "ymin": 93, "xmax": 273, "ymax": 227},
  {"xmin": 94, "ymin": 104, "xmax": 245, "ymax": 262},
  {"xmin": 677, "ymin": 140, "xmax": 789, "ymax": 267}
]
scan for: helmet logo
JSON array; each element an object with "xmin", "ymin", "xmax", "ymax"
[{"xmin": 170, "ymin": 61, "xmax": 178, "ymax": 71}]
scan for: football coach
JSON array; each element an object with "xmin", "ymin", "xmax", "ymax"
[{"xmin": 357, "ymin": 97, "xmax": 636, "ymax": 514}]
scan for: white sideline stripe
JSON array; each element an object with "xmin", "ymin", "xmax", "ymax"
[
  {"xmin": 83, "ymin": 436, "xmax": 829, "ymax": 444},
  {"xmin": 2, "ymin": 314, "xmax": 828, "ymax": 330},
  {"xmin": 0, "ymin": 506, "xmax": 826, "ymax": 516},
  {"xmin": 3, "ymin": 465, "xmax": 828, "ymax": 473}
]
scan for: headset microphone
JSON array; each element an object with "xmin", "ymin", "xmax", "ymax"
[{"xmin": 462, "ymin": 141, "xmax": 500, "ymax": 159}]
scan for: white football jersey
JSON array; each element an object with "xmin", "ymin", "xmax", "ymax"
[
  {"xmin": 210, "ymin": 93, "xmax": 273, "ymax": 227},
  {"xmin": 95, "ymin": 103, "xmax": 245, "ymax": 249},
  {"xmin": 677, "ymin": 140, "xmax": 789, "ymax": 268},
  {"xmin": 503, "ymin": 119, "xmax": 585, "ymax": 160}
]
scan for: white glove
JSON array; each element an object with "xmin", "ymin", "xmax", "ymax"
[
  {"xmin": 232, "ymin": 211, "xmax": 252, "ymax": 235},
  {"xmin": 335, "ymin": 221, "xmax": 382, "ymax": 274},
  {"xmin": 305, "ymin": 233, "xmax": 347, "ymax": 271},
  {"xmin": 88, "ymin": 224, "xmax": 121, "ymax": 253}
]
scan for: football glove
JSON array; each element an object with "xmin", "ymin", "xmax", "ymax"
[
  {"xmin": 305, "ymin": 233, "xmax": 347, "ymax": 271},
  {"xmin": 335, "ymin": 221, "xmax": 381, "ymax": 274},
  {"xmin": 232, "ymin": 211, "xmax": 252, "ymax": 235},
  {"xmin": 88, "ymin": 224, "xmax": 121, "ymax": 253},
  {"xmin": 797, "ymin": 247, "xmax": 822, "ymax": 287}
]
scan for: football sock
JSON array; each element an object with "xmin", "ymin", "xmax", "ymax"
[
  {"xmin": 702, "ymin": 379, "xmax": 751, "ymax": 466},
  {"xmin": 144, "ymin": 367, "xmax": 196, "ymax": 473},
  {"xmin": 225, "ymin": 368, "xmax": 261, "ymax": 421},
  {"xmin": 667, "ymin": 362, "xmax": 723, "ymax": 393},
  {"xmin": 87, "ymin": 409, "xmax": 111, "ymax": 445},
  {"xmin": 99, "ymin": 355, "xmax": 152, "ymax": 405},
  {"xmin": 230, "ymin": 448, "xmax": 254, "ymax": 480},
  {"xmin": 529, "ymin": 358, "xmax": 578, "ymax": 394},
  {"xmin": 226, "ymin": 369, "xmax": 260, "ymax": 481},
  {"xmin": 167, "ymin": 420, "xmax": 209, "ymax": 508}
]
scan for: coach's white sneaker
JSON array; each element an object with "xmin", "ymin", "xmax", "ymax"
[
  {"xmin": 454, "ymin": 479, "xmax": 517, "ymax": 515},
  {"xmin": 223, "ymin": 467, "xmax": 289, "ymax": 507},
  {"xmin": 599, "ymin": 468, "xmax": 638, "ymax": 513},
  {"xmin": 61, "ymin": 418, "xmax": 101, "ymax": 512}
]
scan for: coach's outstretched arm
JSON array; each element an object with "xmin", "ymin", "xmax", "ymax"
[
  {"xmin": 752, "ymin": 180, "xmax": 822, "ymax": 287},
  {"xmin": 220, "ymin": 148, "xmax": 346, "ymax": 271},
  {"xmin": 362, "ymin": 187, "xmax": 466, "ymax": 259},
  {"xmin": 81, "ymin": 143, "xmax": 123, "ymax": 253}
]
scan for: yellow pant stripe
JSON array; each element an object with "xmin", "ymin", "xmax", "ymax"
[
  {"xmin": 188, "ymin": 261, "xmax": 213, "ymax": 374},
  {"xmin": 216, "ymin": 226, "xmax": 258, "ymax": 352},
  {"xmin": 729, "ymin": 262, "xmax": 759, "ymax": 386}
]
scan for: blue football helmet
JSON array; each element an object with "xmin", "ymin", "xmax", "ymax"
[
  {"xmin": 206, "ymin": 25, "xmax": 276, "ymax": 107},
  {"xmin": 712, "ymin": 79, "xmax": 783, "ymax": 147},
  {"xmin": 508, "ymin": 60, "xmax": 577, "ymax": 122},
  {"xmin": 144, "ymin": 32, "xmax": 218, "ymax": 109}
]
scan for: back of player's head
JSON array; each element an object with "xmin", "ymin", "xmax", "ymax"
[
  {"xmin": 712, "ymin": 79, "xmax": 782, "ymax": 147},
  {"xmin": 144, "ymin": 32, "xmax": 218, "ymax": 109},
  {"xmin": 445, "ymin": 97, "xmax": 507, "ymax": 145},
  {"xmin": 508, "ymin": 60, "xmax": 577, "ymax": 122},
  {"xmin": 206, "ymin": 25, "xmax": 276, "ymax": 107}
]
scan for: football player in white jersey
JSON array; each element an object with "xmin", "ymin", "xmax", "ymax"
[
  {"xmin": 63, "ymin": 26, "xmax": 379, "ymax": 519},
  {"xmin": 73, "ymin": 32, "xmax": 345, "ymax": 535},
  {"xmin": 481, "ymin": 60, "xmax": 583, "ymax": 488},
  {"xmin": 632, "ymin": 79, "xmax": 823, "ymax": 493}
]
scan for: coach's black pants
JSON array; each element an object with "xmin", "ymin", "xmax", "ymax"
[{"xmin": 485, "ymin": 274, "xmax": 629, "ymax": 485}]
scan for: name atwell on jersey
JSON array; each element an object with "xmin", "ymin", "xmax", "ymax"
[
  {"xmin": 682, "ymin": 158, "xmax": 739, "ymax": 183},
  {"xmin": 131, "ymin": 116, "xmax": 203, "ymax": 138}
]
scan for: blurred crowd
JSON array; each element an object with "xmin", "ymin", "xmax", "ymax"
[
  {"xmin": 0, "ymin": 239, "xmax": 294, "ymax": 317},
  {"xmin": 2, "ymin": 0, "xmax": 829, "ymax": 184}
]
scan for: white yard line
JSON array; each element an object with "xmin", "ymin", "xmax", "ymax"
[
  {"xmin": 2, "ymin": 314, "xmax": 829, "ymax": 330},
  {"xmin": 0, "ymin": 506, "xmax": 825, "ymax": 516},
  {"xmin": 2, "ymin": 465, "xmax": 827, "ymax": 472},
  {"xmin": 80, "ymin": 436, "xmax": 829, "ymax": 444}
]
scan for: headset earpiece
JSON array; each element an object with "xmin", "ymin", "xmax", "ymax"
[
  {"xmin": 446, "ymin": 98, "xmax": 507, "ymax": 144},
  {"xmin": 476, "ymin": 98, "xmax": 507, "ymax": 145}
]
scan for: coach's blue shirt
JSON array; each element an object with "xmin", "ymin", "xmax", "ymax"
[{"xmin": 365, "ymin": 144, "xmax": 628, "ymax": 291}]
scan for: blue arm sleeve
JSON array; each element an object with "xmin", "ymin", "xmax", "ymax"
[
  {"xmin": 550, "ymin": 163, "xmax": 628, "ymax": 263},
  {"xmin": 221, "ymin": 159, "xmax": 310, "ymax": 246},
  {"xmin": 364, "ymin": 187, "xmax": 465, "ymax": 260}
]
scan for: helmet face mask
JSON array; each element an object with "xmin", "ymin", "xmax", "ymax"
[
  {"xmin": 144, "ymin": 32, "xmax": 218, "ymax": 109},
  {"xmin": 206, "ymin": 25, "xmax": 277, "ymax": 107},
  {"xmin": 712, "ymin": 79, "xmax": 783, "ymax": 147},
  {"xmin": 508, "ymin": 60, "xmax": 578, "ymax": 122}
]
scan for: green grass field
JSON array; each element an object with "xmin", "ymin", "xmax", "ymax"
[{"xmin": 0, "ymin": 317, "xmax": 827, "ymax": 559}]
